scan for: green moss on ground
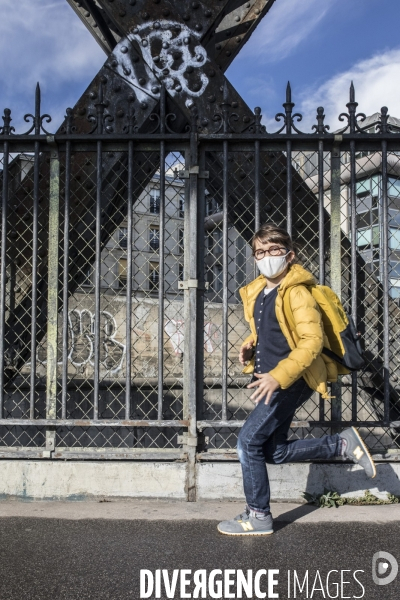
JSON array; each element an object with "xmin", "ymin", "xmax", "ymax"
[{"xmin": 302, "ymin": 489, "xmax": 400, "ymax": 508}]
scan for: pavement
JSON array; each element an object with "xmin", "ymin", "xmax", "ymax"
[
  {"xmin": 1, "ymin": 498, "xmax": 400, "ymax": 523},
  {"xmin": 0, "ymin": 501, "xmax": 399, "ymax": 599}
]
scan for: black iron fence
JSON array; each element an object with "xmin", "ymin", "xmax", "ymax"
[{"xmin": 1, "ymin": 80, "xmax": 400, "ymax": 493}]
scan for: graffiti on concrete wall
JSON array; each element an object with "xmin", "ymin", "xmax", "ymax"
[
  {"xmin": 164, "ymin": 320, "xmax": 221, "ymax": 354},
  {"xmin": 68, "ymin": 309, "xmax": 126, "ymax": 374}
]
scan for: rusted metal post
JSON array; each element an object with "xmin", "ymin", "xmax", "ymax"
[
  {"xmin": 45, "ymin": 136, "xmax": 60, "ymax": 456},
  {"xmin": 183, "ymin": 110, "xmax": 200, "ymax": 501}
]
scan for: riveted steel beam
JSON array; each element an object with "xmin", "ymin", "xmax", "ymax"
[
  {"xmin": 69, "ymin": 0, "xmax": 278, "ymax": 75},
  {"xmin": 67, "ymin": 0, "xmax": 121, "ymax": 53},
  {"xmin": 207, "ymin": 0, "xmax": 277, "ymax": 70}
]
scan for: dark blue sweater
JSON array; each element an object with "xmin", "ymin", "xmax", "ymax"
[{"xmin": 253, "ymin": 285, "xmax": 291, "ymax": 375}]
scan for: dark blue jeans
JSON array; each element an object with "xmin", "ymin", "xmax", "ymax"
[{"xmin": 237, "ymin": 377, "xmax": 341, "ymax": 514}]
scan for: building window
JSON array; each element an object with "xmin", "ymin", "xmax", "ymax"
[
  {"xmin": 356, "ymin": 226, "xmax": 379, "ymax": 249},
  {"xmin": 206, "ymin": 196, "xmax": 221, "ymax": 217},
  {"xmin": 178, "ymin": 263, "xmax": 183, "ymax": 284},
  {"xmin": 179, "ymin": 194, "xmax": 185, "ymax": 218},
  {"xmin": 390, "ymin": 281, "xmax": 400, "ymax": 299},
  {"xmin": 214, "ymin": 264, "xmax": 223, "ymax": 293},
  {"xmin": 119, "ymin": 227, "xmax": 128, "ymax": 248},
  {"xmin": 389, "ymin": 209, "xmax": 400, "ymax": 227},
  {"xmin": 149, "ymin": 262, "xmax": 159, "ymax": 291},
  {"xmin": 81, "ymin": 266, "xmax": 93, "ymax": 287},
  {"xmin": 118, "ymin": 258, "xmax": 127, "ymax": 288},
  {"xmin": 149, "ymin": 189, "xmax": 160, "ymax": 214},
  {"xmin": 389, "ymin": 227, "xmax": 400, "ymax": 250},
  {"xmin": 214, "ymin": 228, "xmax": 223, "ymax": 254},
  {"xmin": 149, "ymin": 225, "xmax": 160, "ymax": 251},
  {"xmin": 355, "ymin": 195, "xmax": 372, "ymax": 214},
  {"xmin": 390, "ymin": 261, "xmax": 400, "ymax": 278},
  {"xmin": 178, "ymin": 228, "xmax": 184, "ymax": 254},
  {"xmin": 388, "ymin": 177, "xmax": 400, "ymax": 198},
  {"xmin": 356, "ymin": 175, "xmax": 380, "ymax": 198}
]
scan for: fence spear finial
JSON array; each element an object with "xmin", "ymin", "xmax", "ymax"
[
  {"xmin": 286, "ymin": 81, "xmax": 292, "ymax": 104},
  {"xmin": 35, "ymin": 82, "xmax": 41, "ymax": 134},
  {"xmin": 350, "ymin": 81, "xmax": 355, "ymax": 103},
  {"xmin": 0, "ymin": 108, "xmax": 13, "ymax": 135}
]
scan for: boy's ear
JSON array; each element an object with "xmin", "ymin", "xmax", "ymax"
[{"xmin": 287, "ymin": 251, "xmax": 295, "ymax": 264}]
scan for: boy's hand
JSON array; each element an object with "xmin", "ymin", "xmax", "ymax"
[
  {"xmin": 239, "ymin": 341, "xmax": 254, "ymax": 365},
  {"xmin": 247, "ymin": 373, "xmax": 280, "ymax": 405}
]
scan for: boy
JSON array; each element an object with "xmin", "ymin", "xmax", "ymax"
[{"xmin": 217, "ymin": 223, "xmax": 376, "ymax": 536}]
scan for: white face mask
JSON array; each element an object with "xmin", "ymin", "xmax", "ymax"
[{"xmin": 256, "ymin": 254, "xmax": 289, "ymax": 279}]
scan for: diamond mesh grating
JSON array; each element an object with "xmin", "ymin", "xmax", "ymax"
[{"xmin": 1, "ymin": 141, "xmax": 400, "ymax": 455}]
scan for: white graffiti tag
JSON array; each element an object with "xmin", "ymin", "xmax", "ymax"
[
  {"xmin": 165, "ymin": 320, "xmax": 221, "ymax": 354},
  {"xmin": 164, "ymin": 319, "xmax": 185, "ymax": 355},
  {"xmin": 68, "ymin": 310, "xmax": 126, "ymax": 374},
  {"xmin": 128, "ymin": 21, "xmax": 209, "ymax": 108}
]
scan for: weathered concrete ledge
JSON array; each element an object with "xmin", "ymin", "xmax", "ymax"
[{"xmin": 0, "ymin": 460, "xmax": 399, "ymax": 502}]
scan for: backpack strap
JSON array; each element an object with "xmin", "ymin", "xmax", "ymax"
[{"xmin": 320, "ymin": 346, "xmax": 346, "ymax": 366}]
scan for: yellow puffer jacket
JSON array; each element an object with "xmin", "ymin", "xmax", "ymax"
[{"xmin": 239, "ymin": 263, "xmax": 340, "ymax": 399}]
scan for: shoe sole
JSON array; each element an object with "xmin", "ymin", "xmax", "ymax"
[
  {"xmin": 350, "ymin": 426, "xmax": 376, "ymax": 479},
  {"xmin": 217, "ymin": 526, "xmax": 274, "ymax": 536}
]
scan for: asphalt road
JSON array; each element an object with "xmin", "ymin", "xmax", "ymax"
[{"xmin": 0, "ymin": 518, "xmax": 399, "ymax": 599}]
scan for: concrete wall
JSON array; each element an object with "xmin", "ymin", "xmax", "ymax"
[
  {"xmin": 196, "ymin": 462, "xmax": 400, "ymax": 502},
  {"xmin": 0, "ymin": 460, "xmax": 399, "ymax": 502},
  {"xmin": 0, "ymin": 461, "xmax": 187, "ymax": 501}
]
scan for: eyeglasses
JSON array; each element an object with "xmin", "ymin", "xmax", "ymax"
[{"xmin": 253, "ymin": 246, "xmax": 288, "ymax": 260}]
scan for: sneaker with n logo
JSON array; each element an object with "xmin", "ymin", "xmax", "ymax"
[
  {"xmin": 217, "ymin": 507, "xmax": 274, "ymax": 536},
  {"xmin": 340, "ymin": 426, "xmax": 376, "ymax": 478}
]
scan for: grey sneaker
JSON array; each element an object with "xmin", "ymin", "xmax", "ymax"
[
  {"xmin": 340, "ymin": 426, "xmax": 376, "ymax": 478},
  {"xmin": 217, "ymin": 507, "xmax": 274, "ymax": 536}
]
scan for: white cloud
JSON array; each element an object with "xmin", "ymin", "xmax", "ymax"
[
  {"xmin": 0, "ymin": 0, "xmax": 105, "ymax": 129},
  {"xmin": 297, "ymin": 48, "xmax": 400, "ymax": 131},
  {"xmin": 238, "ymin": 0, "xmax": 335, "ymax": 63}
]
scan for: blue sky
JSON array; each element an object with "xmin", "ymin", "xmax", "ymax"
[{"xmin": 1, "ymin": 0, "xmax": 400, "ymax": 132}]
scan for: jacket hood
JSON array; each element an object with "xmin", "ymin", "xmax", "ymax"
[
  {"xmin": 278, "ymin": 263, "xmax": 317, "ymax": 293},
  {"xmin": 238, "ymin": 263, "xmax": 316, "ymax": 323},
  {"xmin": 240, "ymin": 263, "xmax": 316, "ymax": 297}
]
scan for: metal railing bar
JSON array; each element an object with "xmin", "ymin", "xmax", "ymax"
[
  {"xmin": 157, "ymin": 88, "xmax": 166, "ymax": 420},
  {"xmin": 349, "ymin": 139, "xmax": 358, "ymax": 422},
  {"xmin": 46, "ymin": 139, "xmax": 60, "ymax": 436},
  {"xmin": 5, "ymin": 376, "xmax": 254, "ymax": 389},
  {"xmin": 196, "ymin": 420, "xmax": 397, "ymax": 429},
  {"xmin": 221, "ymin": 139, "xmax": 229, "ymax": 421},
  {"xmin": 5, "ymin": 132, "xmax": 400, "ymax": 143},
  {"xmin": 286, "ymin": 140, "xmax": 293, "ymax": 235},
  {"xmin": 317, "ymin": 139, "xmax": 325, "ymax": 423},
  {"xmin": 125, "ymin": 140, "xmax": 133, "ymax": 420},
  {"xmin": 61, "ymin": 141, "xmax": 71, "ymax": 419},
  {"xmin": 0, "ymin": 419, "xmax": 189, "ymax": 427},
  {"xmin": 93, "ymin": 139, "xmax": 102, "ymax": 419},
  {"xmin": 254, "ymin": 140, "xmax": 260, "ymax": 232},
  {"xmin": 53, "ymin": 449, "xmax": 185, "ymax": 460},
  {"xmin": 330, "ymin": 145, "xmax": 343, "ymax": 432},
  {"xmin": 0, "ymin": 140, "xmax": 9, "ymax": 417},
  {"xmin": 29, "ymin": 140, "xmax": 40, "ymax": 418},
  {"xmin": 381, "ymin": 139, "xmax": 390, "ymax": 425}
]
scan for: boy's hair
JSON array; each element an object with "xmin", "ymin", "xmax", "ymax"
[{"xmin": 251, "ymin": 222, "xmax": 299, "ymax": 262}]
